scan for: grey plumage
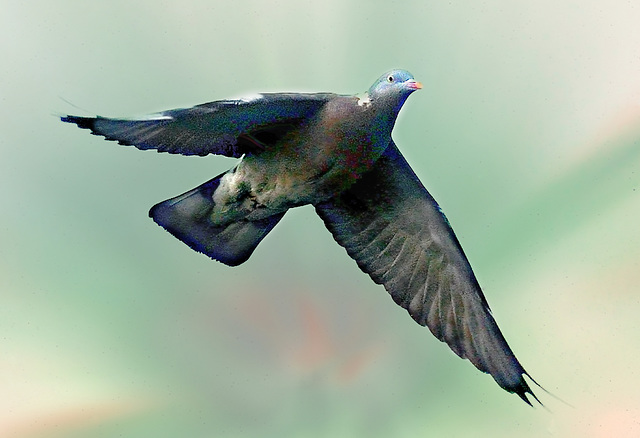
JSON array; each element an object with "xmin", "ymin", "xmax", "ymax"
[{"xmin": 61, "ymin": 69, "xmax": 540, "ymax": 405}]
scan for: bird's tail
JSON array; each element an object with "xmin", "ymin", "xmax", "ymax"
[{"xmin": 149, "ymin": 172, "xmax": 285, "ymax": 266}]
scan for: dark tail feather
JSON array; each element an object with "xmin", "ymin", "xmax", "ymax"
[{"xmin": 149, "ymin": 173, "xmax": 285, "ymax": 266}]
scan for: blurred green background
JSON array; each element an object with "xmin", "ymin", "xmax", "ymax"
[{"xmin": 2, "ymin": 1, "xmax": 640, "ymax": 436}]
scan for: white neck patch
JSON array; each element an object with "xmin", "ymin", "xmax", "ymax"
[{"xmin": 357, "ymin": 93, "xmax": 371, "ymax": 107}]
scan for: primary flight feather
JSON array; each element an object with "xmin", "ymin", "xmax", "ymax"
[{"xmin": 62, "ymin": 69, "xmax": 540, "ymax": 405}]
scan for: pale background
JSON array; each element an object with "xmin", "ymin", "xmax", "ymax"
[{"xmin": 2, "ymin": 1, "xmax": 640, "ymax": 437}]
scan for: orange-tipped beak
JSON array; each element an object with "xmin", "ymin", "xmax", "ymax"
[{"xmin": 407, "ymin": 80, "xmax": 423, "ymax": 90}]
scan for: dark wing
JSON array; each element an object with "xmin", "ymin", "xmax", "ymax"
[
  {"xmin": 315, "ymin": 142, "xmax": 539, "ymax": 405},
  {"xmin": 61, "ymin": 93, "xmax": 335, "ymax": 157}
]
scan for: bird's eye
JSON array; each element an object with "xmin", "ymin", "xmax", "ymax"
[{"xmin": 387, "ymin": 75, "xmax": 394, "ymax": 83}]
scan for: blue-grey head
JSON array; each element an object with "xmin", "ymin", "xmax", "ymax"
[{"xmin": 367, "ymin": 69, "xmax": 422, "ymax": 113}]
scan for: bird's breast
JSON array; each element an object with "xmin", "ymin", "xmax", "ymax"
[{"xmin": 227, "ymin": 100, "xmax": 392, "ymax": 215}]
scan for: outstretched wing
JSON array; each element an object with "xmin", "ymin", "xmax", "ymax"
[
  {"xmin": 315, "ymin": 142, "xmax": 539, "ymax": 404},
  {"xmin": 61, "ymin": 93, "xmax": 335, "ymax": 157}
]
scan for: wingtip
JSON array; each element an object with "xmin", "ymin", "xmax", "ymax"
[
  {"xmin": 60, "ymin": 115, "xmax": 96, "ymax": 130},
  {"xmin": 515, "ymin": 388, "xmax": 539, "ymax": 407},
  {"xmin": 509, "ymin": 372, "xmax": 544, "ymax": 407}
]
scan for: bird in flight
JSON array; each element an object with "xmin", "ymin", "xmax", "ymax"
[{"xmin": 62, "ymin": 69, "xmax": 540, "ymax": 405}]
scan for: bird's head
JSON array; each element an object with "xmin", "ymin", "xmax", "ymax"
[{"xmin": 367, "ymin": 69, "xmax": 422, "ymax": 110}]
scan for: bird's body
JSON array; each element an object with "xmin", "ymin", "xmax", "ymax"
[
  {"xmin": 209, "ymin": 92, "xmax": 401, "ymax": 224},
  {"xmin": 61, "ymin": 69, "xmax": 541, "ymax": 405}
]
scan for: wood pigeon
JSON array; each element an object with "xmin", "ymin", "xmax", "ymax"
[{"xmin": 61, "ymin": 69, "xmax": 540, "ymax": 405}]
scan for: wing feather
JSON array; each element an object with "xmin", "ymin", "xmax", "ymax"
[
  {"xmin": 315, "ymin": 141, "xmax": 539, "ymax": 404},
  {"xmin": 62, "ymin": 93, "xmax": 335, "ymax": 157}
]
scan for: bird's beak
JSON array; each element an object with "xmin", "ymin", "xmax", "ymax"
[{"xmin": 406, "ymin": 80, "xmax": 423, "ymax": 90}]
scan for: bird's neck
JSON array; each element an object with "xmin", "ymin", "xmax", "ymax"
[{"xmin": 368, "ymin": 95, "xmax": 405, "ymax": 138}]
